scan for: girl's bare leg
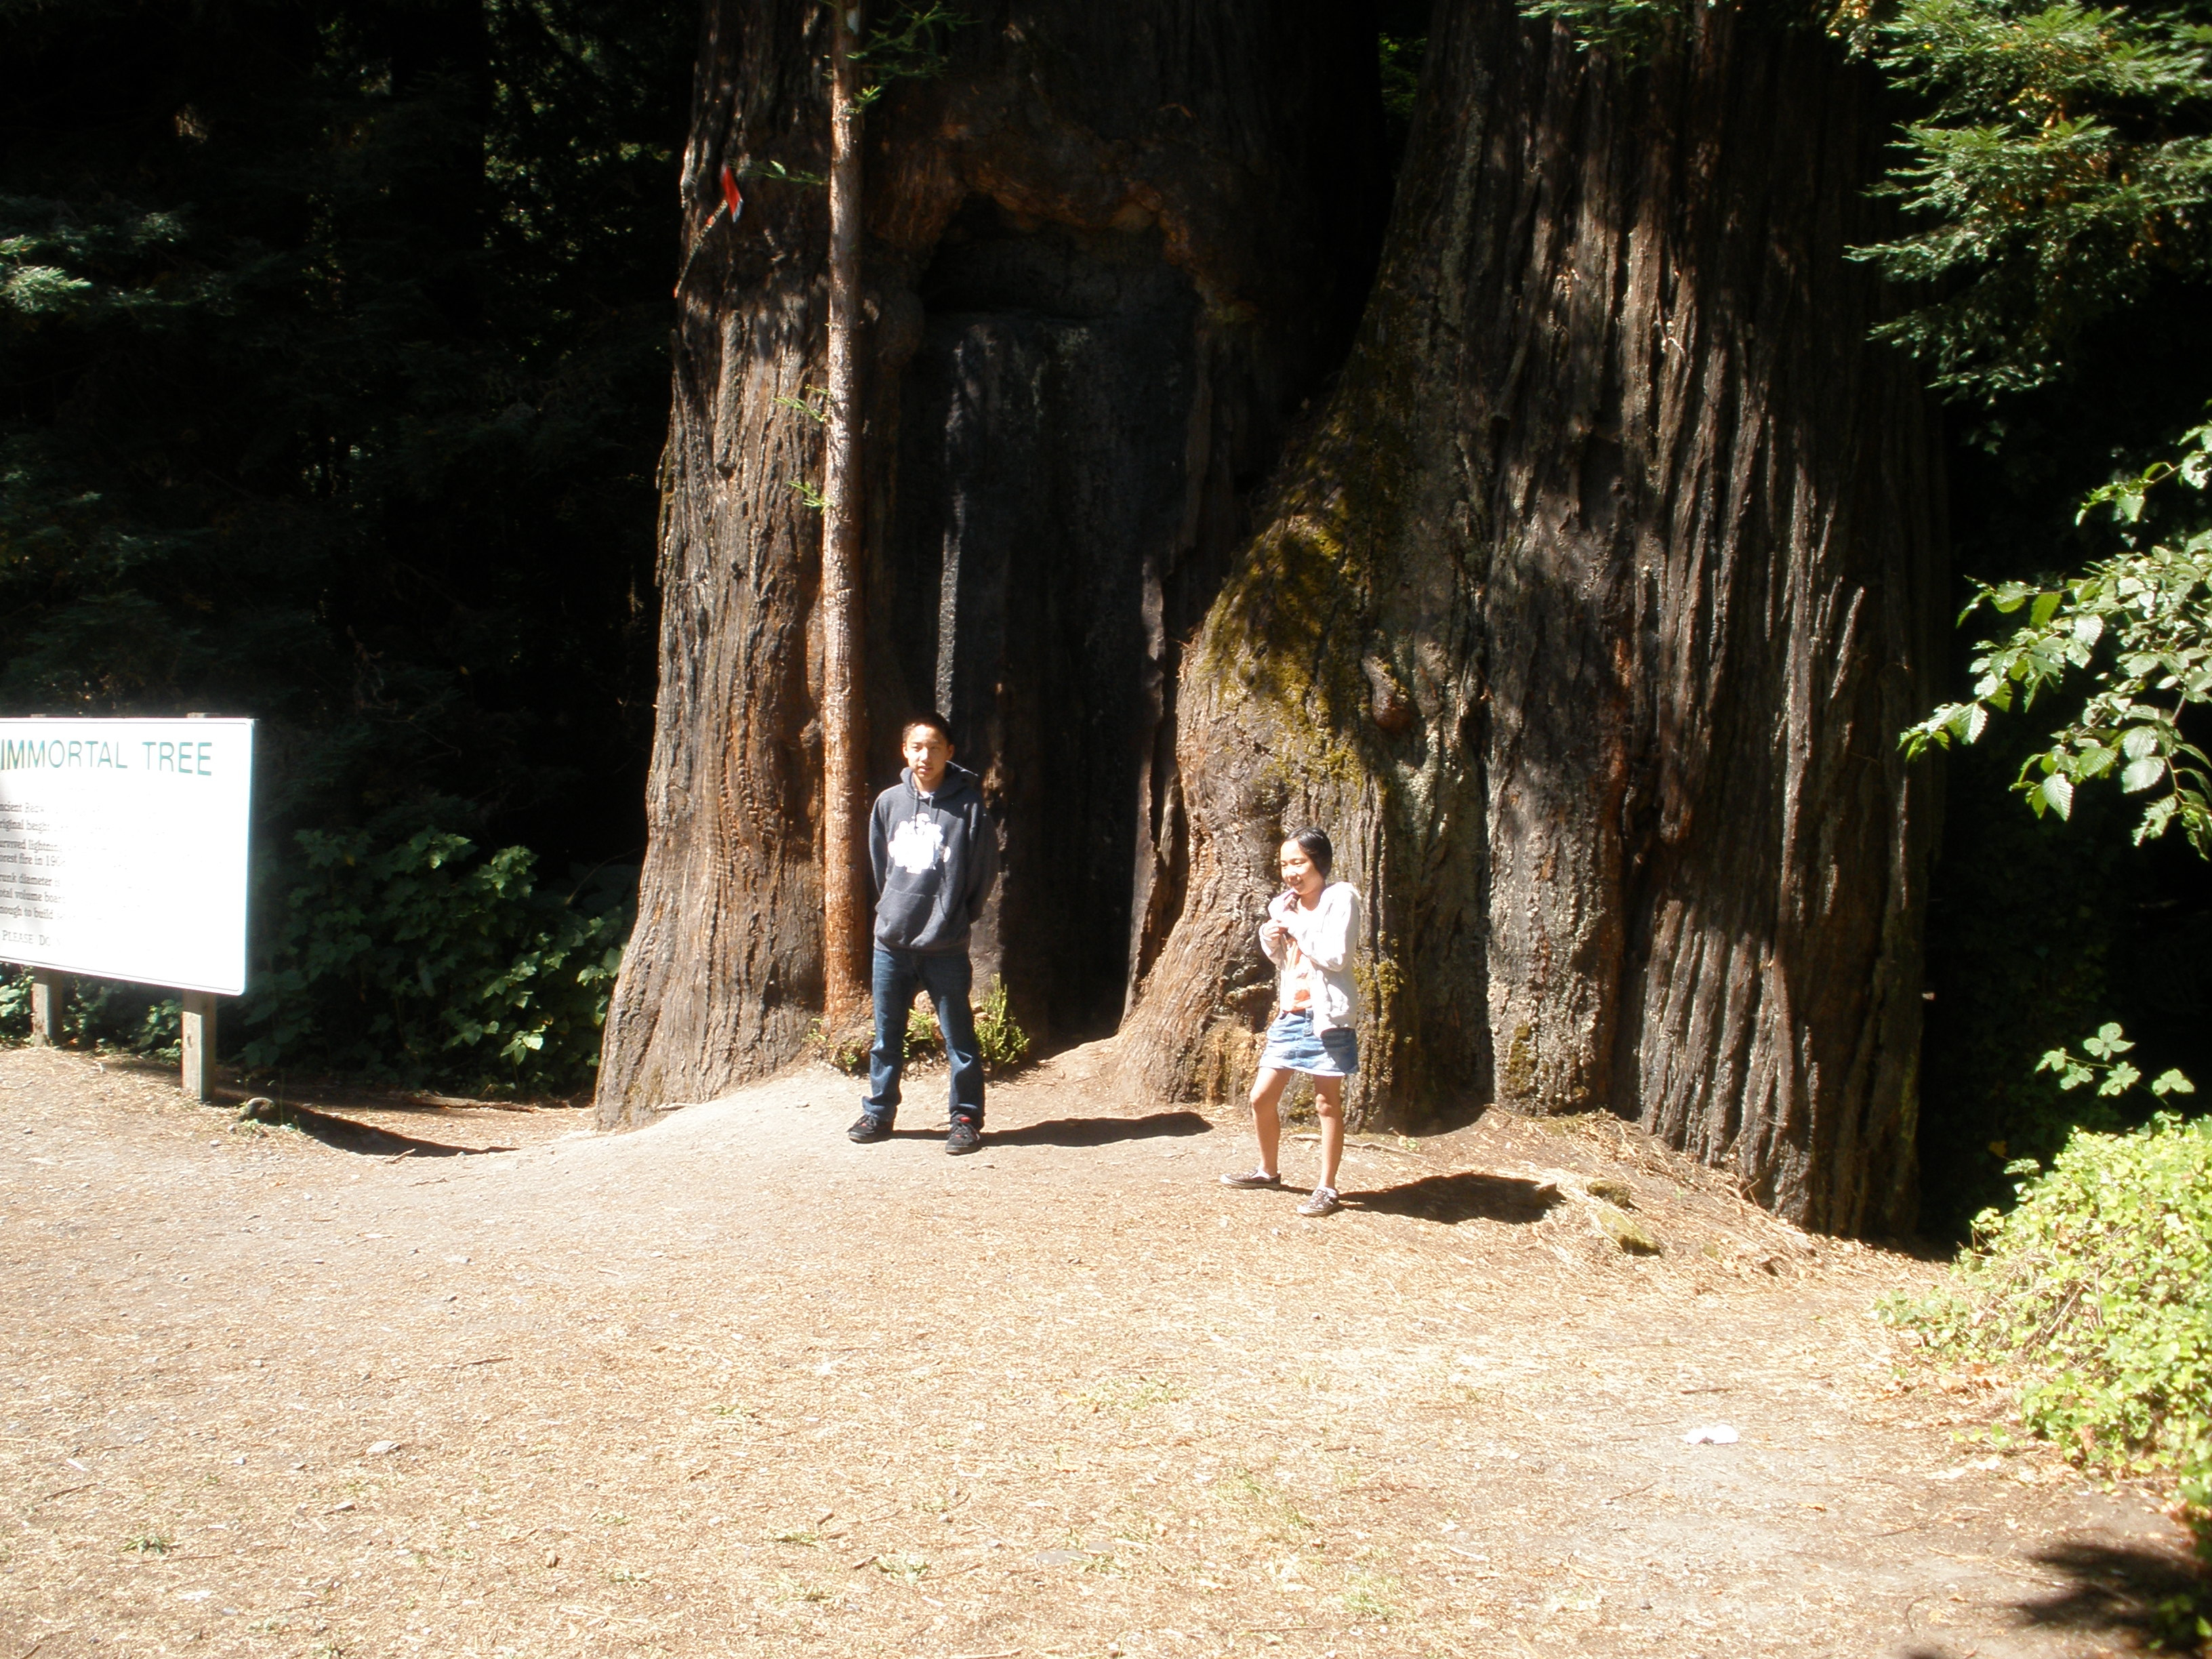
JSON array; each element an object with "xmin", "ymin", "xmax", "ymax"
[
  {"xmin": 1249, "ymin": 1067, "xmax": 1292, "ymax": 1177},
  {"xmin": 1313, "ymin": 1075, "xmax": 1345, "ymax": 1191}
]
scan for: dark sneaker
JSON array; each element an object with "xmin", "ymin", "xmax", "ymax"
[
  {"xmin": 946, "ymin": 1119, "xmax": 982, "ymax": 1155},
  {"xmin": 1219, "ymin": 1167, "xmax": 1284, "ymax": 1189},
  {"xmin": 848, "ymin": 1112, "xmax": 893, "ymax": 1143},
  {"xmin": 1296, "ymin": 1185, "xmax": 1341, "ymax": 1218}
]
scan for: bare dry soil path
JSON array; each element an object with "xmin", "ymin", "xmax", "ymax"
[{"xmin": 0, "ymin": 1042, "xmax": 2199, "ymax": 1659}]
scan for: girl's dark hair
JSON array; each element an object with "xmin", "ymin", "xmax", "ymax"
[{"xmin": 1286, "ymin": 827, "xmax": 1334, "ymax": 878}]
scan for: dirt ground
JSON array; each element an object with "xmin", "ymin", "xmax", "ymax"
[{"xmin": 0, "ymin": 1040, "xmax": 2202, "ymax": 1659}]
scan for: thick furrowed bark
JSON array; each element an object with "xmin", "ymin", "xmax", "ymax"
[
  {"xmin": 1123, "ymin": 0, "xmax": 1940, "ymax": 1235},
  {"xmin": 596, "ymin": 0, "xmax": 836, "ymax": 1121}
]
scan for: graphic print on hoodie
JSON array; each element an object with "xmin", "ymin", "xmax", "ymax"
[
  {"xmin": 868, "ymin": 760, "xmax": 1000, "ymax": 954},
  {"xmin": 888, "ymin": 814, "xmax": 947, "ymax": 876}
]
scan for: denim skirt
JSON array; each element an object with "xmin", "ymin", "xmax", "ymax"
[{"xmin": 1258, "ymin": 1009, "xmax": 1359, "ymax": 1078}]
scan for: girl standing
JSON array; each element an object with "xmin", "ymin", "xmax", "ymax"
[{"xmin": 1220, "ymin": 828, "xmax": 1362, "ymax": 1216}]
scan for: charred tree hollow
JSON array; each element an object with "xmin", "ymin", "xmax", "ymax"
[
  {"xmin": 594, "ymin": 0, "xmax": 1378, "ymax": 1124},
  {"xmin": 884, "ymin": 200, "xmax": 1205, "ymax": 1042}
]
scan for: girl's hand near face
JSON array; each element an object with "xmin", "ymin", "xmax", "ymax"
[{"xmin": 1277, "ymin": 840, "xmax": 1324, "ymax": 905}]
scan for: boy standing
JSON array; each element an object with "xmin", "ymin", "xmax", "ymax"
[{"xmin": 847, "ymin": 713, "xmax": 1001, "ymax": 1154}]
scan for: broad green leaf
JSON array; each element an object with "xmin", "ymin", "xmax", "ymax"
[
  {"xmin": 2121, "ymin": 756, "xmax": 2167, "ymax": 793},
  {"xmin": 2123, "ymin": 726, "xmax": 2160, "ymax": 760},
  {"xmin": 2031, "ymin": 590, "xmax": 2063, "ymax": 629},
  {"xmin": 2151, "ymin": 1069, "xmax": 2198, "ymax": 1095},
  {"xmin": 2042, "ymin": 773, "xmax": 2074, "ymax": 818}
]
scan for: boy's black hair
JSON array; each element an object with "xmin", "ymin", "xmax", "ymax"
[
  {"xmin": 1287, "ymin": 827, "xmax": 1334, "ymax": 878},
  {"xmin": 901, "ymin": 711, "xmax": 955, "ymax": 747}
]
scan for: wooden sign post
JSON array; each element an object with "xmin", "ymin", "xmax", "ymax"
[
  {"xmin": 180, "ymin": 991, "xmax": 218, "ymax": 1103},
  {"xmin": 29, "ymin": 968, "xmax": 61, "ymax": 1046}
]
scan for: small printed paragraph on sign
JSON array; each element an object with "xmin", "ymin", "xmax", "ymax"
[{"xmin": 0, "ymin": 717, "xmax": 253, "ymax": 996}]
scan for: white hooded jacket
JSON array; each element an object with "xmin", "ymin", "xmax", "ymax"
[{"xmin": 1259, "ymin": 882, "xmax": 1362, "ymax": 1034}]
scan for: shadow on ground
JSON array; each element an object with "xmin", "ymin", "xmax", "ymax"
[
  {"xmin": 91, "ymin": 1054, "xmax": 539, "ymax": 1159},
  {"xmin": 280, "ymin": 1106, "xmax": 510, "ymax": 1160},
  {"xmin": 987, "ymin": 1111, "xmax": 1212, "ymax": 1148},
  {"xmin": 865, "ymin": 1113, "xmax": 1210, "ymax": 1149},
  {"xmin": 2007, "ymin": 1540, "xmax": 2211, "ymax": 1648},
  {"xmin": 1347, "ymin": 1170, "xmax": 1563, "ymax": 1225}
]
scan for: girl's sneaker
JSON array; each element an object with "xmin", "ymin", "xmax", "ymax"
[
  {"xmin": 1218, "ymin": 1168, "xmax": 1283, "ymax": 1189},
  {"xmin": 1296, "ymin": 1185, "xmax": 1340, "ymax": 1217}
]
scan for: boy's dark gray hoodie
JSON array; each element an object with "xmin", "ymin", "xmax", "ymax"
[{"xmin": 869, "ymin": 762, "xmax": 1000, "ymax": 954}]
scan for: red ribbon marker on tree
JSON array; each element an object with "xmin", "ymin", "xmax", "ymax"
[{"xmin": 674, "ymin": 163, "xmax": 750, "ymax": 295}]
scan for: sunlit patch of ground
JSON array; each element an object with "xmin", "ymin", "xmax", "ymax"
[{"xmin": 0, "ymin": 1042, "xmax": 2194, "ymax": 1658}]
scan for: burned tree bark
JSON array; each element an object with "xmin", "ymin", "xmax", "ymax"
[
  {"xmin": 1121, "ymin": 0, "xmax": 1943, "ymax": 1234},
  {"xmin": 595, "ymin": 0, "xmax": 1378, "ymax": 1121}
]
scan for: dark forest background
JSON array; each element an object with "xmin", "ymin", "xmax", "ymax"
[
  {"xmin": 1, "ymin": 0, "xmax": 2204, "ymax": 1231},
  {"xmin": 0, "ymin": 0, "xmax": 693, "ymax": 1089}
]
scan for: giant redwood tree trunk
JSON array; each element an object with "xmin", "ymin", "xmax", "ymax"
[
  {"xmin": 596, "ymin": 0, "xmax": 1378, "ymax": 1120},
  {"xmin": 1120, "ymin": 0, "xmax": 1943, "ymax": 1234}
]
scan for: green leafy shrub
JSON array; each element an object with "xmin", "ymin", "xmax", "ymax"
[
  {"xmin": 903, "ymin": 978, "xmax": 1033, "ymax": 1076},
  {"xmin": 1885, "ymin": 1112, "xmax": 2212, "ymax": 1566},
  {"xmin": 0, "ymin": 972, "xmax": 30, "ymax": 1038},
  {"xmin": 904, "ymin": 998, "xmax": 943, "ymax": 1061},
  {"xmin": 804, "ymin": 1017, "xmax": 872, "ymax": 1075},
  {"xmin": 1908, "ymin": 412, "xmax": 2212, "ymax": 1231},
  {"xmin": 0, "ymin": 967, "xmax": 186, "ymax": 1059},
  {"xmin": 972, "ymin": 977, "xmax": 1031, "ymax": 1075},
  {"xmin": 1904, "ymin": 419, "xmax": 2212, "ymax": 853},
  {"xmin": 237, "ymin": 828, "xmax": 632, "ymax": 1095},
  {"xmin": 2040, "ymin": 1021, "xmax": 2198, "ymax": 1101},
  {"xmin": 811, "ymin": 976, "xmax": 1031, "ymax": 1078}
]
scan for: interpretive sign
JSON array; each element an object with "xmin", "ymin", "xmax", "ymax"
[{"xmin": 0, "ymin": 718, "xmax": 253, "ymax": 996}]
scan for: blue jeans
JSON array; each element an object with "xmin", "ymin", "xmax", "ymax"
[{"xmin": 863, "ymin": 946, "xmax": 983, "ymax": 1126}]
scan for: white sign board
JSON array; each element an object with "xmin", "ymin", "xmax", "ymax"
[{"xmin": 0, "ymin": 718, "xmax": 253, "ymax": 996}]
